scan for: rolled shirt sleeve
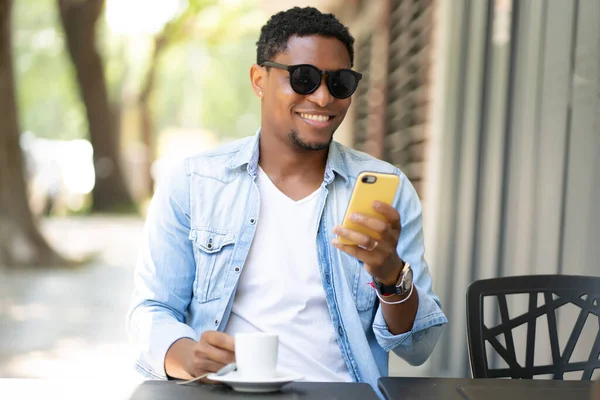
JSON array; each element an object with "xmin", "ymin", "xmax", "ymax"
[
  {"xmin": 373, "ymin": 286, "xmax": 447, "ymax": 365},
  {"xmin": 372, "ymin": 173, "xmax": 448, "ymax": 365},
  {"xmin": 126, "ymin": 159, "xmax": 198, "ymax": 379}
]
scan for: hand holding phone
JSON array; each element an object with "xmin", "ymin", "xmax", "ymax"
[
  {"xmin": 338, "ymin": 171, "xmax": 400, "ymax": 246},
  {"xmin": 333, "ymin": 171, "xmax": 406, "ymax": 288}
]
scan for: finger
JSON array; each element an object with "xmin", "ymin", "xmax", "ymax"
[
  {"xmin": 348, "ymin": 213, "xmax": 388, "ymax": 235},
  {"xmin": 332, "ymin": 239, "xmax": 382, "ymax": 265},
  {"xmin": 202, "ymin": 330, "xmax": 235, "ymax": 352},
  {"xmin": 190, "ymin": 360, "xmax": 228, "ymax": 384},
  {"xmin": 200, "ymin": 359, "xmax": 227, "ymax": 374},
  {"xmin": 332, "ymin": 239, "xmax": 367, "ymax": 259},
  {"xmin": 203, "ymin": 343, "xmax": 236, "ymax": 365},
  {"xmin": 333, "ymin": 226, "xmax": 377, "ymax": 249},
  {"xmin": 380, "ymin": 222, "xmax": 400, "ymax": 244},
  {"xmin": 333, "ymin": 225, "xmax": 396, "ymax": 255},
  {"xmin": 373, "ymin": 201, "xmax": 401, "ymax": 230},
  {"xmin": 344, "ymin": 213, "xmax": 400, "ymax": 246},
  {"xmin": 202, "ymin": 360, "xmax": 229, "ymax": 384}
]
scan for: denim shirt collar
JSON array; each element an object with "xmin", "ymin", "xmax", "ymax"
[{"xmin": 228, "ymin": 128, "xmax": 349, "ymax": 184}]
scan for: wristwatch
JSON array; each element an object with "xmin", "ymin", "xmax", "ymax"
[{"xmin": 373, "ymin": 262, "xmax": 413, "ymax": 297}]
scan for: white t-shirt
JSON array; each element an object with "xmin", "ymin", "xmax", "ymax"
[{"xmin": 225, "ymin": 167, "xmax": 352, "ymax": 382}]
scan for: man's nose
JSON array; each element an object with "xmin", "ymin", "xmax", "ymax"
[{"xmin": 307, "ymin": 77, "xmax": 334, "ymax": 108}]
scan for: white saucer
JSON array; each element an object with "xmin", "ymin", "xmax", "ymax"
[{"xmin": 206, "ymin": 370, "xmax": 303, "ymax": 393}]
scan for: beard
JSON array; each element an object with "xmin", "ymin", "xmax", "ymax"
[{"xmin": 288, "ymin": 129, "xmax": 334, "ymax": 151}]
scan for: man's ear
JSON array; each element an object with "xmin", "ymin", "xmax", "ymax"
[{"xmin": 250, "ymin": 64, "xmax": 266, "ymax": 98}]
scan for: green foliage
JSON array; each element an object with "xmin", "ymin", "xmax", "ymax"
[
  {"xmin": 153, "ymin": 34, "xmax": 261, "ymax": 140},
  {"xmin": 199, "ymin": 36, "xmax": 262, "ymax": 139},
  {"xmin": 13, "ymin": 0, "xmax": 87, "ymax": 140},
  {"xmin": 160, "ymin": 0, "xmax": 218, "ymax": 45},
  {"xmin": 150, "ymin": 0, "xmax": 264, "ymax": 141},
  {"xmin": 12, "ymin": 0, "xmax": 265, "ymax": 144}
]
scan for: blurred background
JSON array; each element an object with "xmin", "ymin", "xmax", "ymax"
[{"xmin": 0, "ymin": 0, "xmax": 598, "ymax": 387}]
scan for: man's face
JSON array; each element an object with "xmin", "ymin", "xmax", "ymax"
[{"xmin": 254, "ymin": 35, "xmax": 354, "ymax": 151}]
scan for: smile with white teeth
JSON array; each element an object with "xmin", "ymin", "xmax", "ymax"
[{"xmin": 299, "ymin": 113, "xmax": 332, "ymax": 122}]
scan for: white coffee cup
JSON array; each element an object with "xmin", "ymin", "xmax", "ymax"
[{"xmin": 235, "ymin": 332, "xmax": 278, "ymax": 380}]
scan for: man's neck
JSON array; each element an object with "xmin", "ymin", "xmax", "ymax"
[
  {"xmin": 257, "ymin": 133, "xmax": 329, "ymax": 201},
  {"xmin": 258, "ymin": 133, "xmax": 328, "ymax": 179}
]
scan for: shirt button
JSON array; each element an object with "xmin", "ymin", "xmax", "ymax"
[
  {"xmin": 214, "ymin": 319, "xmax": 219, "ymax": 326},
  {"xmin": 234, "ymin": 266, "xmax": 241, "ymax": 273},
  {"xmin": 325, "ymin": 274, "xmax": 331, "ymax": 284},
  {"xmin": 249, "ymin": 218, "xmax": 256, "ymax": 225},
  {"xmin": 338, "ymin": 326, "xmax": 344, "ymax": 337}
]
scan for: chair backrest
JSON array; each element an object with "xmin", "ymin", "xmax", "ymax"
[{"xmin": 466, "ymin": 275, "xmax": 600, "ymax": 380}]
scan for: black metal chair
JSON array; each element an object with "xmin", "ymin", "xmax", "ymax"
[{"xmin": 466, "ymin": 274, "xmax": 600, "ymax": 379}]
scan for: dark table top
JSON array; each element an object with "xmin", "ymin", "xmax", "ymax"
[
  {"xmin": 129, "ymin": 381, "xmax": 380, "ymax": 400},
  {"xmin": 378, "ymin": 377, "xmax": 593, "ymax": 400}
]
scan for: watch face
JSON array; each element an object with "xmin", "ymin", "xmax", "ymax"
[
  {"xmin": 374, "ymin": 263, "xmax": 413, "ymax": 296},
  {"xmin": 400, "ymin": 264, "xmax": 413, "ymax": 293}
]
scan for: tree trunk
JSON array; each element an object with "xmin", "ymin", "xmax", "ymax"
[
  {"xmin": 0, "ymin": 0, "xmax": 67, "ymax": 267},
  {"xmin": 58, "ymin": 0, "xmax": 134, "ymax": 212},
  {"xmin": 138, "ymin": 33, "xmax": 167, "ymax": 196}
]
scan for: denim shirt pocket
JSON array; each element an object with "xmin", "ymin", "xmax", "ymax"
[
  {"xmin": 354, "ymin": 261, "xmax": 378, "ymax": 312},
  {"xmin": 189, "ymin": 228, "xmax": 237, "ymax": 303}
]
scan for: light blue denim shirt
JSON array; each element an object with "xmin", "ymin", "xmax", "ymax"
[{"xmin": 127, "ymin": 131, "xmax": 448, "ymax": 390}]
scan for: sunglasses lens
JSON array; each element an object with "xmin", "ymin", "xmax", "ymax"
[
  {"xmin": 328, "ymin": 70, "xmax": 358, "ymax": 99},
  {"xmin": 291, "ymin": 66, "xmax": 321, "ymax": 94}
]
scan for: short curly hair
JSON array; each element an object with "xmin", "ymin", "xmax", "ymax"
[{"xmin": 256, "ymin": 7, "xmax": 355, "ymax": 67}]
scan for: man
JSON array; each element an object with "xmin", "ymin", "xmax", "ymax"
[{"xmin": 127, "ymin": 6, "xmax": 447, "ymax": 390}]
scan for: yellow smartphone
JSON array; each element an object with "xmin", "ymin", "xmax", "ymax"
[{"xmin": 338, "ymin": 171, "xmax": 400, "ymax": 245}]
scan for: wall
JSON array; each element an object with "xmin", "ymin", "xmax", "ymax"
[{"xmin": 426, "ymin": 0, "xmax": 600, "ymax": 378}]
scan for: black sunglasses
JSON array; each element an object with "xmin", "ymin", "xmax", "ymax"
[{"xmin": 261, "ymin": 61, "xmax": 363, "ymax": 99}]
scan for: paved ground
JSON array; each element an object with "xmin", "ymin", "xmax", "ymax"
[{"xmin": 0, "ymin": 216, "xmax": 144, "ymax": 383}]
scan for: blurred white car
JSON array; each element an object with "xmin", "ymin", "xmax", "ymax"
[{"xmin": 20, "ymin": 132, "xmax": 95, "ymax": 215}]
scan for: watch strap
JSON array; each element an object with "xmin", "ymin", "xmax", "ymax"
[
  {"xmin": 375, "ymin": 283, "xmax": 414, "ymax": 305},
  {"xmin": 372, "ymin": 262, "xmax": 412, "ymax": 296}
]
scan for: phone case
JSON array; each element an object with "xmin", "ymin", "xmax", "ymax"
[{"xmin": 338, "ymin": 171, "xmax": 400, "ymax": 245}]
